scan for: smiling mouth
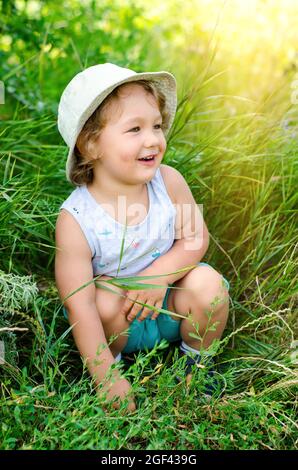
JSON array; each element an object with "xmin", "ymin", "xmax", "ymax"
[
  {"xmin": 138, "ymin": 154, "xmax": 157, "ymax": 161},
  {"xmin": 138, "ymin": 157, "xmax": 155, "ymax": 162}
]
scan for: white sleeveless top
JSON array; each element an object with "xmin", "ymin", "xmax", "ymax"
[{"xmin": 59, "ymin": 167, "xmax": 177, "ymax": 278}]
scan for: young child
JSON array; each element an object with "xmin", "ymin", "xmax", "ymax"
[{"xmin": 55, "ymin": 62, "xmax": 230, "ymax": 412}]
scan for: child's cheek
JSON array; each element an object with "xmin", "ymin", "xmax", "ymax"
[
  {"xmin": 122, "ymin": 150, "xmax": 137, "ymax": 163},
  {"xmin": 122, "ymin": 154, "xmax": 133, "ymax": 163}
]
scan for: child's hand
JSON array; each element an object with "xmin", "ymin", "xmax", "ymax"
[
  {"xmin": 98, "ymin": 374, "xmax": 136, "ymax": 413},
  {"xmin": 121, "ymin": 277, "xmax": 169, "ymax": 323}
]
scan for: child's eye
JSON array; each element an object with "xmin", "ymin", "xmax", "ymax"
[{"xmin": 128, "ymin": 124, "xmax": 162, "ymax": 132}]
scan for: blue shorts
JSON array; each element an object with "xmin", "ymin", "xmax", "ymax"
[{"xmin": 62, "ymin": 262, "xmax": 230, "ymax": 354}]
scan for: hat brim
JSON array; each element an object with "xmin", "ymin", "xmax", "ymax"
[{"xmin": 65, "ymin": 70, "xmax": 177, "ymax": 183}]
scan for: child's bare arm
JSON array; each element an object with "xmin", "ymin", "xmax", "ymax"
[
  {"xmin": 55, "ymin": 209, "xmax": 115, "ymax": 380},
  {"xmin": 55, "ymin": 210, "xmax": 135, "ymax": 410}
]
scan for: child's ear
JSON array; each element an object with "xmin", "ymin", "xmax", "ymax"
[{"xmin": 86, "ymin": 139, "xmax": 101, "ymax": 160}]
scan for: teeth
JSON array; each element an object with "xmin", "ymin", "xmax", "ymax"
[{"xmin": 139, "ymin": 156, "xmax": 155, "ymax": 160}]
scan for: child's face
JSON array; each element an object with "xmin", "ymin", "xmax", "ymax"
[{"xmin": 92, "ymin": 83, "xmax": 167, "ymax": 183}]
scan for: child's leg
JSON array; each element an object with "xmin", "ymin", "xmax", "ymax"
[
  {"xmin": 94, "ymin": 276, "xmax": 131, "ymax": 356},
  {"xmin": 95, "ymin": 280, "xmax": 164, "ymax": 356},
  {"xmin": 166, "ymin": 264, "xmax": 230, "ymax": 350}
]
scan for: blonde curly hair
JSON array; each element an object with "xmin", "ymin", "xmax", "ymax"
[{"xmin": 70, "ymin": 80, "xmax": 169, "ymax": 186}]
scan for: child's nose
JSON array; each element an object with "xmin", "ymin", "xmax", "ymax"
[{"xmin": 143, "ymin": 129, "xmax": 161, "ymax": 147}]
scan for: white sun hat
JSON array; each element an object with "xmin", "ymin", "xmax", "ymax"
[{"xmin": 57, "ymin": 62, "xmax": 177, "ymax": 182}]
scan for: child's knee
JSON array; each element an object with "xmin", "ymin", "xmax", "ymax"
[{"xmin": 95, "ymin": 283, "xmax": 126, "ymax": 326}]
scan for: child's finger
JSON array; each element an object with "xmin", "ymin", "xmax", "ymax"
[
  {"xmin": 150, "ymin": 302, "xmax": 162, "ymax": 320},
  {"xmin": 126, "ymin": 296, "xmax": 144, "ymax": 322},
  {"xmin": 138, "ymin": 301, "xmax": 157, "ymax": 322},
  {"xmin": 121, "ymin": 292, "xmax": 137, "ymax": 317}
]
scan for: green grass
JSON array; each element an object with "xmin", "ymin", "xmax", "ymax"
[{"xmin": 0, "ymin": 0, "xmax": 297, "ymax": 450}]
